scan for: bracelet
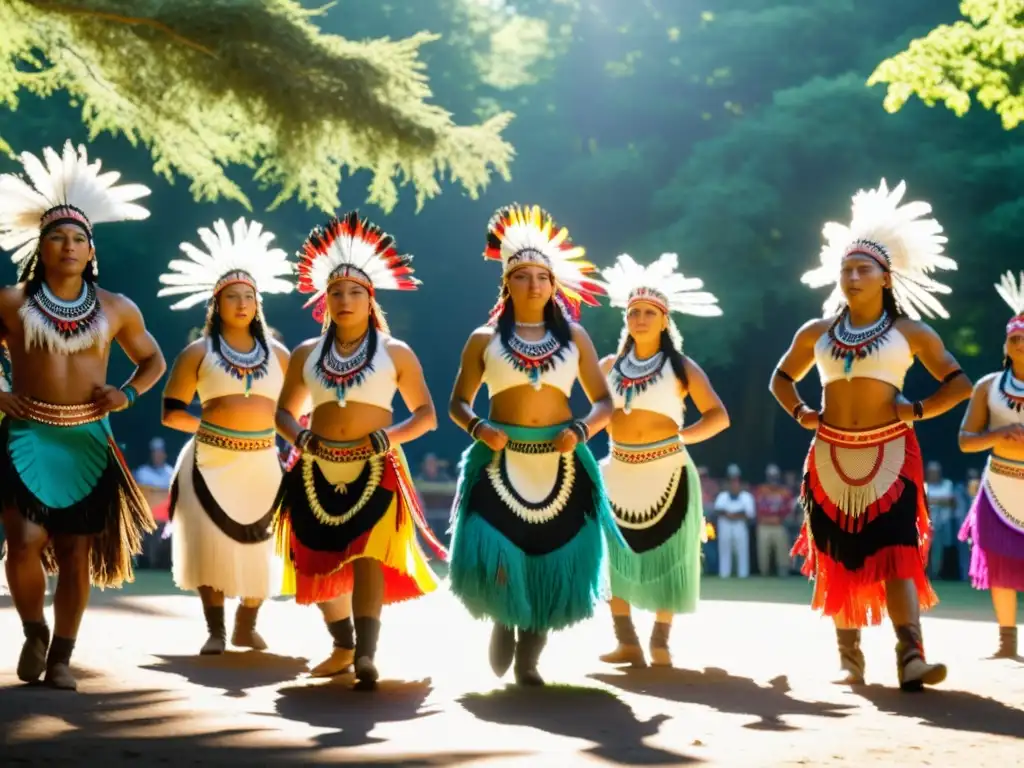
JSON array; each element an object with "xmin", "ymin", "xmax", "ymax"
[
  {"xmin": 469, "ymin": 418, "xmax": 487, "ymax": 440},
  {"xmin": 791, "ymin": 402, "xmax": 808, "ymax": 421},
  {"xmin": 369, "ymin": 429, "xmax": 391, "ymax": 455},
  {"xmin": 570, "ymin": 420, "xmax": 590, "ymax": 443},
  {"xmin": 119, "ymin": 384, "xmax": 138, "ymax": 410},
  {"xmin": 295, "ymin": 430, "xmax": 313, "ymax": 451},
  {"xmin": 913, "ymin": 401, "xmax": 924, "ymax": 420}
]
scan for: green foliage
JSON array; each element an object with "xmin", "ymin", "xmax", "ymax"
[
  {"xmin": 0, "ymin": 0, "xmax": 515, "ymax": 213},
  {"xmin": 869, "ymin": 0, "xmax": 1024, "ymax": 129}
]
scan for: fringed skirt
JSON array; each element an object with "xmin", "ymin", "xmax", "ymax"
[
  {"xmin": 0, "ymin": 401, "xmax": 154, "ymax": 589},
  {"xmin": 959, "ymin": 456, "xmax": 1024, "ymax": 592},
  {"xmin": 448, "ymin": 423, "xmax": 621, "ymax": 633},
  {"xmin": 791, "ymin": 422, "xmax": 936, "ymax": 627},
  {"xmin": 601, "ymin": 437, "xmax": 703, "ymax": 614},
  {"xmin": 169, "ymin": 423, "xmax": 284, "ymax": 599},
  {"xmin": 274, "ymin": 438, "xmax": 447, "ymax": 606}
]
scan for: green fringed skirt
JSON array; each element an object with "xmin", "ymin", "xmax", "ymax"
[
  {"xmin": 0, "ymin": 415, "xmax": 155, "ymax": 588},
  {"xmin": 447, "ymin": 423, "xmax": 620, "ymax": 633},
  {"xmin": 601, "ymin": 437, "xmax": 703, "ymax": 614}
]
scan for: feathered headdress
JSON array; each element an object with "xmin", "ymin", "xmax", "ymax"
[
  {"xmin": 0, "ymin": 140, "xmax": 150, "ymax": 278},
  {"xmin": 602, "ymin": 252, "xmax": 722, "ymax": 352},
  {"xmin": 296, "ymin": 210, "xmax": 418, "ymax": 326},
  {"xmin": 996, "ymin": 270, "xmax": 1024, "ymax": 338},
  {"xmin": 157, "ymin": 217, "xmax": 294, "ymax": 310},
  {"xmin": 484, "ymin": 203, "xmax": 606, "ymax": 322},
  {"xmin": 801, "ymin": 180, "xmax": 955, "ymax": 320}
]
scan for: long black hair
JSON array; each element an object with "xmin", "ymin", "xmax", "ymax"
[
  {"xmin": 494, "ymin": 283, "xmax": 573, "ymax": 346},
  {"xmin": 618, "ymin": 327, "xmax": 688, "ymax": 388}
]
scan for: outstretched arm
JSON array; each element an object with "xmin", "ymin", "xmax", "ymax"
[
  {"xmin": 768, "ymin": 319, "xmax": 828, "ymax": 430},
  {"xmin": 101, "ymin": 295, "xmax": 167, "ymax": 413},
  {"xmin": 275, "ymin": 342, "xmax": 315, "ymax": 446},
  {"xmin": 161, "ymin": 341, "xmax": 203, "ymax": 433},
  {"xmin": 679, "ymin": 357, "xmax": 729, "ymax": 445},
  {"xmin": 386, "ymin": 340, "xmax": 437, "ymax": 446},
  {"xmin": 573, "ymin": 324, "xmax": 614, "ymax": 439},
  {"xmin": 905, "ymin": 320, "xmax": 973, "ymax": 419}
]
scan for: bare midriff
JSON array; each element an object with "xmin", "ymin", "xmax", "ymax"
[
  {"xmin": 607, "ymin": 407, "xmax": 682, "ymax": 445},
  {"xmin": 200, "ymin": 394, "xmax": 277, "ymax": 433},
  {"xmin": 488, "ymin": 385, "xmax": 574, "ymax": 428},
  {"xmin": 820, "ymin": 378, "xmax": 902, "ymax": 430},
  {"xmin": 8, "ymin": 337, "xmax": 110, "ymax": 405},
  {"xmin": 310, "ymin": 400, "xmax": 393, "ymax": 442}
]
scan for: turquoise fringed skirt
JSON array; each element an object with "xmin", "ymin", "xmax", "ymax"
[
  {"xmin": 0, "ymin": 414, "xmax": 154, "ymax": 588},
  {"xmin": 447, "ymin": 423, "xmax": 621, "ymax": 633},
  {"xmin": 601, "ymin": 437, "xmax": 703, "ymax": 614}
]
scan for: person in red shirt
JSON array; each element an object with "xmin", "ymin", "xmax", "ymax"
[{"xmin": 754, "ymin": 464, "xmax": 794, "ymax": 576}]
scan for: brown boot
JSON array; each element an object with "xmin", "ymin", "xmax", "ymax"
[
  {"xmin": 43, "ymin": 636, "xmax": 77, "ymax": 691},
  {"xmin": 994, "ymin": 626, "xmax": 1018, "ymax": 659},
  {"xmin": 514, "ymin": 629, "xmax": 547, "ymax": 687},
  {"xmin": 200, "ymin": 605, "xmax": 226, "ymax": 655},
  {"xmin": 17, "ymin": 621, "xmax": 49, "ymax": 683},
  {"xmin": 599, "ymin": 615, "xmax": 646, "ymax": 667},
  {"xmin": 895, "ymin": 622, "xmax": 946, "ymax": 691},
  {"xmin": 835, "ymin": 628, "xmax": 865, "ymax": 685},
  {"xmin": 649, "ymin": 621, "xmax": 673, "ymax": 667},
  {"xmin": 231, "ymin": 604, "xmax": 267, "ymax": 651}
]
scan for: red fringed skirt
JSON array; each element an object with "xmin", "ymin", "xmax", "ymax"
[
  {"xmin": 274, "ymin": 445, "xmax": 448, "ymax": 605},
  {"xmin": 791, "ymin": 421, "xmax": 937, "ymax": 627}
]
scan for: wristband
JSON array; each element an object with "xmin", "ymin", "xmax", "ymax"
[
  {"xmin": 791, "ymin": 402, "xmax": 808, "ymax": 421},
  {"xmin": 469, "ymin": 418, "xmax": 487, "ymax": 440},
  {"xmin": 119, "ymin": 384, "xmax": 138, "ymax": 410},
  {"xmin": 467, "ymin": 416, "xmax": 482, "ymax": 438},
  {"xmin": 570, "ymin": 420, "xmax": 590, "ymax": 443}
]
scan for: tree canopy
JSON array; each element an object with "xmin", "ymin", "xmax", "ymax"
[
  {"xmin": 869, "ymin": 0, "xmax": 1024, "ymax": 129},
  {"xmin": 0, "ymin": 0, "xmax": 514, "ymax": 212}
]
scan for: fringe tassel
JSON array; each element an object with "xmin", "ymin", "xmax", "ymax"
[
  {"xmin": 448, "ymin": 436, "xmax": 609, "ymax": 632},
  {"xmin": 606, "ymin": 462, "xmax": 703, "ymax": 614}
]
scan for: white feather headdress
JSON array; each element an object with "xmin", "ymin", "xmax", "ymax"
[
  {"xmin": 602, "ymin": 252, "xmax": 721, "ymax": 352},
  {"xmin": 0, "ymin": 140, "xmax": 150, "ymax": 270},
  {"xmin": 157, "ymin": 217, "xmax": 294, "ymax": 310},
  {"xmin": 996, "ymin": 270, "xmax": 1024, "ymax": 337},
  {"xmin": 801, "ymin": 180, "xmax": 955, "ymax": 320}
]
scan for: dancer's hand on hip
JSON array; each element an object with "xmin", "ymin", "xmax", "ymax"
[
  {"xmin": 552, "ymin": 427, "xmax": 578, "ymax": 454},
  {"xmin": 477, "ymin": 423, "xmax": 508, "ymax": 452}
]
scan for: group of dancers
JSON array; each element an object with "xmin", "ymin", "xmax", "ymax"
[{"xmin": 0, "ymin": 141, "xmax": 1021, "ymax": 695}]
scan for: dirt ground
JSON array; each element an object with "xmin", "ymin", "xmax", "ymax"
[{"xmin": 1, "ymin": 578, "xmax": 1022, "ymax": 766}]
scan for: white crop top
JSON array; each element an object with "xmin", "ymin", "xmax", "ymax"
[
  {"xmin": 988, "ymin": 372, "xmax": 1024, "ymax": 430},
  {"xmin": 609, "ymin": 355, "xmax": 684, "ymax": 428},
  {"xmin": 196, "ymin": 337, "xmax": 284, "ymax": 404},
  {"xmin": 481, "ymin": 330, "xmax": 579, "ymax": 398},
  {"xmin": 303, "ymin": 333, "xmax": 397, "ymax": 411},
  {"xmin": 814, "ymin": 314, "xmax": 913, "ymax": 390}
]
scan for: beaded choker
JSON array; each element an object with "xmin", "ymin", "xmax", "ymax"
[
  {"xmin": 610, "ymin": 349, "xmax": 666, "ymax": 414},
  {"xmin": 1000, "ymin": 370, "xmax": 1024, "ymax": 414},
  {"xmin": 499, "ymin": 331, "xmax": 569, "ymax": 391},
  {"xmin": 824, "ymin": 310, "xmax": 894, "ymax": 378},
  {"xmin": 313, "ymin": 334, "xmax": 374, "ymax": 407},
  {"xmin": 19, "ymin": 281, "xmax": 108, "ymax": 354},
  {"xmin": 214, "ymin": 336, "xmax": 268, "ymax": 397}
]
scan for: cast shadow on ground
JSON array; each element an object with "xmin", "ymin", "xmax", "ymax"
[
  {"xmin": 0, "ymin": 593, "xmax": 182, "ymax": 618},
  {"xmin": 590, "ymin": 667, "xmax": 855, "ymax": 731},
  {"xmin": 855, "ymin": 684, "xmax": 1024, "ymax": 738},
  {"xmin": 458, "ymin": 683, "xmax": 699, "ymax": 765},
  {"xmin": 143, "ymin": 652, "xmax": 310, "ymax": 697},
  {"xmin": 274, "ymin": 676, "xmax": 440, "ymax": 750}
]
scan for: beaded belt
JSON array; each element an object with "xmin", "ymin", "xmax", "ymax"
[
  {"xmin": 612, "ymin": 436, "xmax": 683, "ymax": 464},
  {"xmin": 24, "ymin": 398, "xmax": 105, "ymax": 426},
  {"xmin": 505, "ymin": 439, "xmax": 558, "ymax": 455},
  {"xmin": 196, "ymin": 423, "xmax": 275, "ymax": 452},
  {"xmin": 816, "ymin": 420, "xmax": 909, "ymax": 447},
  {"xmin": 310, "ymin": 436, "xmax": 380, "ymax": 463},
  {"xmin": 990, "ymin": 456, "xmax": 1024, "ymax": 481}
]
